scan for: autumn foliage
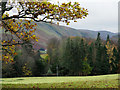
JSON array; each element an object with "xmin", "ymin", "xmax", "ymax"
[{"xmin": 1, "ymin": 0, "xmax": 88, "ymax": 63}]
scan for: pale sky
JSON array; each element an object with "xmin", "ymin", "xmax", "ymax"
[
  {"xmin": 7, "ymin": 0, "xmax": 120, "ymax": 33},
  {"xmin": 50, "ymin": 0, "xmax": 119, "ymax": 33}
]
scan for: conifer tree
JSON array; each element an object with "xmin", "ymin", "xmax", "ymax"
[
  {"xmin": 106, "ymin": 34, "xmax": 111, "ymax": 45},
  {"xmin": 117, "ymin": 37, "xmax": 120, "ymax": 73},
  {"xmin": 111, "ymin": 47, "xmax": 119, "ymax": 73},
  {"xmin": 100, "ymin": 46, "xmax": 110, "ymax": 74},
  {"xmin": 93, "ymin": 32, "xmax": 103, "ymax": 74}
]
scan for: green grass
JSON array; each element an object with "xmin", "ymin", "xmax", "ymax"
[{"xmin": 1, "ymin": 74, "xmax": 119, "ymax": 88}]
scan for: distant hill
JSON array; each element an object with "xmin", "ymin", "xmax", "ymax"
[
  {"xmin": 34, "ymin": 22, "xmax": 117, "ymax": 49},
  {"xmin": 0, "ymin": 22, "xmax": 118, "ymax": 49},
  {"xmin": 111, "ymin": 33, "xmax": 120, "ymax": 41}
]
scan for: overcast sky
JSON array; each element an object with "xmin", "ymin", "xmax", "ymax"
[
  {"xmin": 50, "ymin": 0, "xmax": 119, "ymax": 33},
  {"xmin": 9, "ymin": 0, "xmax": 119, "ymax": 33}
]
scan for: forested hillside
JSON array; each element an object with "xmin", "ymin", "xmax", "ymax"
[
  {"xmin": 33, "ymin": 22, "xmax": 118, "ymax": 49},
  {"xmin": 2, "ymin": 32, "xmax": 120, "ymax": 77}
]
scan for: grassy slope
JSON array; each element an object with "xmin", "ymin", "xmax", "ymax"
[{"xmin": 1, "ymin": 74, "xmax": 119, "ymax": 88}]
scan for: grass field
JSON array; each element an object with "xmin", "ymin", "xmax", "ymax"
[{"xmin": 1, "ymin": 74, "xmax": 119, "ymax": 88}]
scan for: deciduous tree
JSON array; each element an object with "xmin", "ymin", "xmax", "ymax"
[{"xmin": 1, "ymin": 0, "xmax": 88, "ymax": 62}]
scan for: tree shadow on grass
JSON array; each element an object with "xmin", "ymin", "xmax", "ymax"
[
  {"xmin": 8, "ymin": 79, "xmax": 24, "ymax": 82},
  {"xmin": 16, "ymin": 79, "xmax": 24, "ymax": 81}
]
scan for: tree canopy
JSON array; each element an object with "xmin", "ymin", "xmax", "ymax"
[{"xmin": 1, "ymin": 0, "xmax": 88, "ymax": 62}]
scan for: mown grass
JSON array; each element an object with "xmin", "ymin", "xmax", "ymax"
[{"xmin": 1, "ymin": 74, "xmax": 119, "ymax": 88}]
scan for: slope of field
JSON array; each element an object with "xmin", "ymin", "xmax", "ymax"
[{"xmin": 1, "ymin": 74, "xmax": 119, "ymax": 88}]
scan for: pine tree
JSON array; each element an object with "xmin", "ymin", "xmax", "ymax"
[
  {"xmin": 117, "ymin": 34, "xmax": 120, "ymax": 73},
  {"xmin": 106, "ymin": 34, "xmax": 110, "ymax": 43},
  {"xmin": 111, "ymin": 47, "xmax": 119, "ymax": 73},
  {"xmin": 95, "ymin": 32, "xmax": 101, "ymax": 47},
  {"xmin": 62, "ymin": 37, "xmax": 73, "ymax": 74},
  {"xmin": 93, "ymin": 32, "xmax": 103, "ymax": 75},
  {"xmin": 107, "ymin": 34, "xmax": 110, "ymax": 40},
  {"xmin": 100, "ymin": 46, "xmax": 110, "ymax": 74},
  {"xmin": 117, "ymin": 37, "xmax": 120, "ymax": 73},
  {"xmin": 87, "ymin": 43, "xmax": 94, "ymax": 68},
  {"xmin": 62, "ymin": 37, "xmax": 89, "ymax": 75}
]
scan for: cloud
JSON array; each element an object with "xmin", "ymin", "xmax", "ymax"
[
  {"xmin": 5, "ymin": 0, "xmax": 119, "ymax": 33},
  {"xmin": 51, "ymin": 0, "xmax": 119, "ymax": 33}
]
